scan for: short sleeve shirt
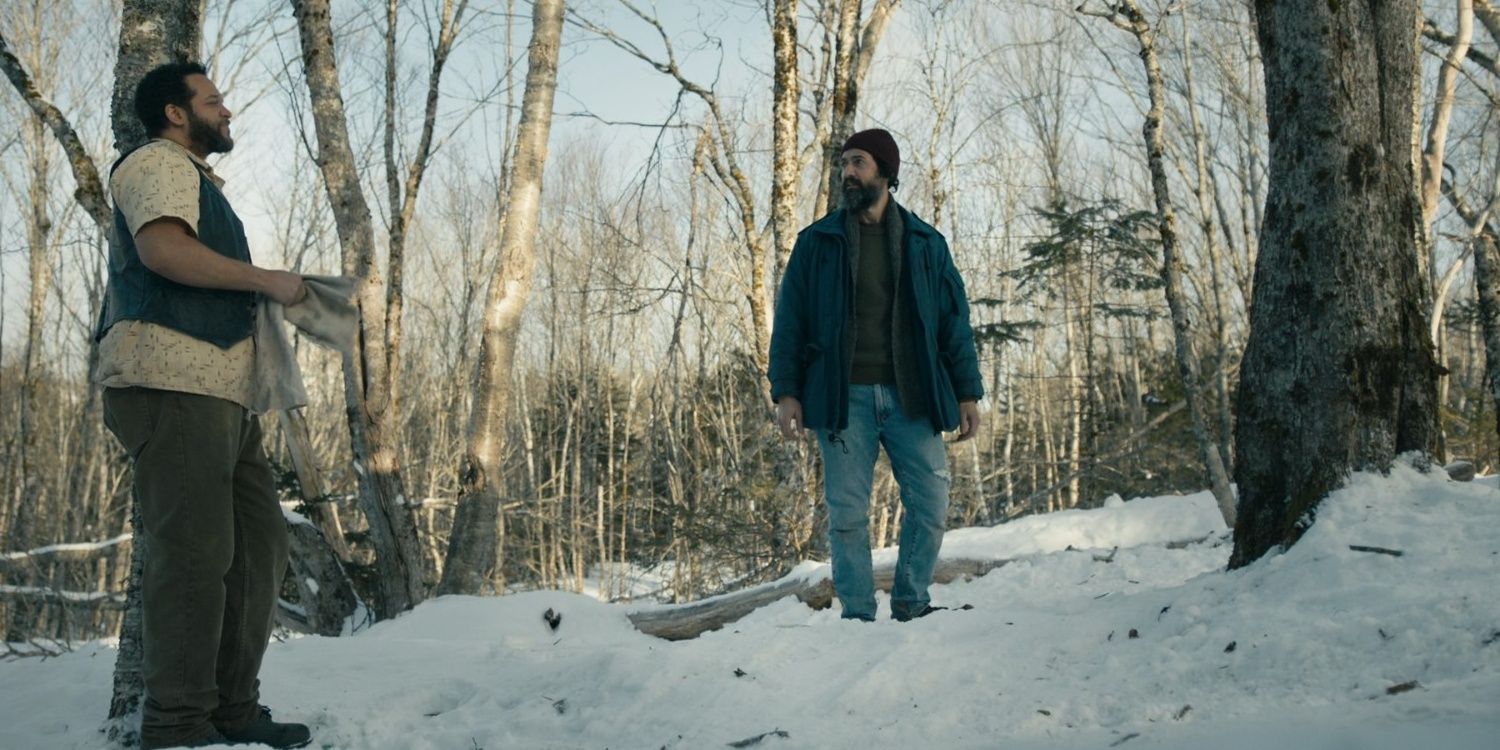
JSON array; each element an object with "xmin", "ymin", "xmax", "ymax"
[{"xmin": 94, "ymin": 139, "xmax": 255, "ymax": 409}]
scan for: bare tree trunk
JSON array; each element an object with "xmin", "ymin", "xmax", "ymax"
[
  {"xmin": 281, "ymin": 519, "xmax": 360, "ymax": 636},
  {"xmin": 1082, "ymin": 0, "xmax": 1236, "ymax": 527},
  {"xmin": 384, "ymin": 0, "xmax": 469, "ymax": 428},
  {"xmin": 1180, "ymin": 3, "xmax": 1235, "ymax": 472},
  {"xmin": 1061, "ymin": 280, "xmax": 1083, "ymax": 508},
  {"xmin": 100, "ymin": 3, "xmax": 204, "ymax": 739},
  {"xmin": 6, "ymin": 109, "xmax": 52, "ymax": 644},
  {"xmin": 111, "ymin": 0, "xmax": 203, "ymax": 155},
  {"xmin": 292, "ymin": 0, "xmax": 426, "ymax": 618},
  {"xmin": 1231, "ymin": 0, "xmax": 1438, "ymax": 568},
  {"xmin": 1421, "ymin": 0, "xmax": 1474, "ymax": 461},
  {"xmin": 820, "ymin": 0, "xmax": 859, "ymax": 216},
  {"xmin": 770, "ymin": 0, "xmax": 799, "ymax": 287},
  {"xmin": 1443, "ymin": 180, "xmax": 1500, "ymax": 463},
  {"xmin": 439, "ymin": 0, "xmax": 565, "ymax": 595},
  {"xmin": 1421, "ymin": 1, "xmax": 1473, "ymax": 232}
]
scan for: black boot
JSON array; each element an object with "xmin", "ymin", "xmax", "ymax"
[
  {"xmin": 217, "ymin": 706, "xmax": 312, "ymax": 749},
  {"xmin": 893, "ymin": 604, "xmax": 948, "ymax": 622}
]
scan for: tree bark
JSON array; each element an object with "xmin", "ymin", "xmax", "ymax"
[
  {"xmin": 770, "ymin": 0, "xmax": 799, "ymax": 287},
  {"xmin": 439, "ymin": 0, "xmax": 565, "ymax": 595},
  {"xmin": 292, "ymin": 0, "xmax": 427, "ymax": 618},
  {"xmin": 1231, "ymin": 0, "xmax": 1439, "ymax": 568},
  {"xmin": 1420, "ymin": 0, "xmax": 1472, "ymax": 232},
  {"xmin": 111, "ymin": 0, "xmax": 203, "ymax": 154}
]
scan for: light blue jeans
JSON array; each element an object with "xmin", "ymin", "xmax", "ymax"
[{"xmin": 817, "ymin": 384, "xmax": 951, "ymax": 621}]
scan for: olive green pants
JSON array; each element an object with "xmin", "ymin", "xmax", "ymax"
[{"xmin": 103, "ymin": 387, "xmax": 289, "ymax": 748}]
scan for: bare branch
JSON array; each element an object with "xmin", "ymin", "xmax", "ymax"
[{"xmin": 0, "ymin": 31, "xmax": 110, "ymax": 234}]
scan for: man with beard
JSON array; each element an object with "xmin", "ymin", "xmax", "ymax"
[
  {"xmin": 769, "ymin": 128, "xmax": 983, "ymax": 622},
  {"xmin": 94, "ymin": 63, "xmax": 311, "ymax": 749}
]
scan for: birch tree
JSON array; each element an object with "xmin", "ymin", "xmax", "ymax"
[
  {"xmin": 439, "ymin": 0, "xmax": 565, "ymax": 595},
  {"xmin": 770, "ymin": 0, "xmax": 799, "ymax": 281},
  {"xmin": 1420, "ymin": 0, "xmax": 1474, "ymax": 457},
  {"xmin": 1079, "ymin": 0, "xmax": 1236, "ymax": 527},
  {"xmin": 1429, "ymin": 0, "xmax": 1500, "ymax": 459}
]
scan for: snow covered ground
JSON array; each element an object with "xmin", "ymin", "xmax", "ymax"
[{"xmin": 3, "ymin": 462, "xmax": 1497, "ymax": 749}]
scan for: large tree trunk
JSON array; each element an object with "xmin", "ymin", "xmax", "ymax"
[
  {"xmin": 292, "ymin": 0, "xmax": 427, "ymax": 618},
  {"xmin": 439, "ymin": 0, "xmax": 565, "ymax": 595},
  {"xmin": 768, "ymin": 0, "xmax": 818, "ymax": 564},
  {"xmin": 1231, "ymin": 0, "xmax": 1439, "ymax": 569},
  {"xmin": 110, "ymin": 0, "xmax": 202, "ymax": 155}
]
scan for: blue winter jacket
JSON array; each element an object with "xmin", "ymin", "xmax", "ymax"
[{"xmin": 768, "ymin": 204, "xmax": 984, "ymax": 432}]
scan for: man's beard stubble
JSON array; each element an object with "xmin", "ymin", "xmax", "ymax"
[
  {"xmin": 842, "ymin": 178, "xmax": 881, "ymax": 213},
  {"xmin": 187, "ymin": 112, "xmax": 234, "ymax": 155}
]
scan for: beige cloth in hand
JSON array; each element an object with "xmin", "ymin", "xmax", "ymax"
[{"xmin": 250, "ymin": 275, "xmax": 359, "ymax": 414}]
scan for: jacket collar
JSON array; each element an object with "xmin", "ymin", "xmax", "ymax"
[{"xmin": 805, "ymin": 201, "xmax": 937, "ymax": 240}]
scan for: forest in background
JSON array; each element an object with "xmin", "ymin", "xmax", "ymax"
[{"xmin": 1, "ymin": 0, "xmax": 1496, "ymax": 652}]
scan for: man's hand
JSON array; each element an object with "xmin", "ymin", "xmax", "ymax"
[
  {"xmin": 259, "ymin": 269, "xmax": 307, "ymax": 306},
  {"xmin": 956, "ymin": 400, "xmax": 981, "ymax": 442},
  {"xmin": 776, "ymin": 396, "xmax": 804, "ymax": 440}
]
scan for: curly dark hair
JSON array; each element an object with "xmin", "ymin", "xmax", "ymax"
[{"xmin": 134, "ymin": 62, "xmax": 208, "ymax": 137}]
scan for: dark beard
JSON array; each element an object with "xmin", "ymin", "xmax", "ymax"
[
  {"xmin": 187, "ymin": 112, "xmax": 233, "ymax": 155},
  {"xmin": 841, "ymin": 180, "xmax": 881, "ymax": 212}
]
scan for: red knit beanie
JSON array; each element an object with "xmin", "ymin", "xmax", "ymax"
[{"xmin": 841, "ymin": 128, "xmax": 900, "ymax": 181}]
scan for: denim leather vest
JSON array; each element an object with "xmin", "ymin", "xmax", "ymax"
[{"xmin": 95, "ymin": 147, "xmax": 255, "ymax": 348}]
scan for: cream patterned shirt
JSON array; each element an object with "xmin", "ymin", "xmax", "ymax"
[{"xmin": 95, "ymin": 139, "xmax": 256, "ymax": 409}]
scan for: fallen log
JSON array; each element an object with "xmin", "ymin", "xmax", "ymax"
[
  {"xmin": 0, "ymin": 584, "xmax": 127, "ymax": 609},
  {"xmin": 627, "ymin": 557, "xmax": 1017, "ymax": 640},
  {"xmin": 627, "ymin": 535, "xmax": 1220, "ymax": 640},
  {"xmin": 279, "ymin": 511, "xmax": 361, "ymax": 636},
  {"xmin": 0, "ymin": 534, "xmax": 132, "ymax": 574}
]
